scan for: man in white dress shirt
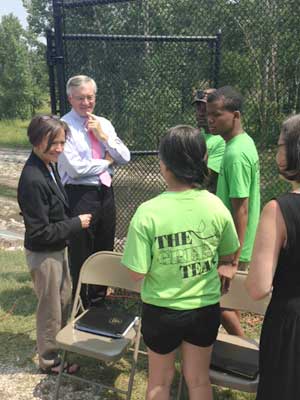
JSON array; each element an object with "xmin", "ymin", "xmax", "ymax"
[{"xmin": 58, "ymin": 75, "xmax": 130, "ymax": 306}]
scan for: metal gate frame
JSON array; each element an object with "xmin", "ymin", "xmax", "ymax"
[
  {"xmin": 48, "ymin": 0, "xmax": 222, "ymax": 118},
  {"xmin": 47, "ymin": 0, "xmax": 222, "ymax": 251}
]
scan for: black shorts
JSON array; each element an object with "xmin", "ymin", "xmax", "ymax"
[{"xmin": 141, "ymin": 302, "xmax": 220, "ymax": 354}]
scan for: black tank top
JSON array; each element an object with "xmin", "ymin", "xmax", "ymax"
[{"xmin": 272, "ymin": 193, "xmax": 300, "ymax": 299}]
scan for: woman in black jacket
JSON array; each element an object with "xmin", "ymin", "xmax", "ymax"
[{"xmin": 18, "ymin": 115, "xmax": 91, "ymax": 374}]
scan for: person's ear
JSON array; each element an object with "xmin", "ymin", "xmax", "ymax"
[
  {"xmin": 233, "ymin": 110, "xmax": 241, "ymax": 120},
  {"xmin": 159, "ymin": 159, "xmax": 166, "ymax": 172}
]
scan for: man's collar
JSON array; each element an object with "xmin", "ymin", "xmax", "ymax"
[
  {"xmin": 70, "ymin": 108, "xmax": 87, "ymax": 125},
  {"xmin": 226, "ymin": 131, "xmax": 246, "ymax": 144}
]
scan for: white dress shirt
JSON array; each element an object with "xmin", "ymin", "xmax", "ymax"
[{"xmin": 58, "ymin": 109, "xmax": 130, "ymax": 185}]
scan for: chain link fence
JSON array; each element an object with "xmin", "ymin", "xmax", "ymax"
[{"xmin": 49, "ymin": 0, "xmax": 300, "ymax": 250}]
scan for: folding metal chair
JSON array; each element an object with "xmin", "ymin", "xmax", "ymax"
[
  {"xmin": 176, "ymin": 271, "xmax": 270, "ymax": 399},
  {"xmin": 53, "ymin": 251, "xmax": 142, "ymax": 400}
]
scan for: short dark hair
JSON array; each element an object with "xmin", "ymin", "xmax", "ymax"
[
  {"xmin": 279, "ymin": 114, "xmax": 300, "ymax": 182},
  {"xmin": 159, "ymin": 125, "xmax": 208, "ymax": 186},
  {"xmin": 27, "ymin": 115, "xmax": 69, "ymax": 152},
  {"xmin": 207, "ymin": 85, "xmax": 243, "ymax": 113}
]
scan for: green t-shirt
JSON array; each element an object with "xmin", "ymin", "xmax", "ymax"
[
  {"xmin": 122, "ymin": 189, "xmax": 239, "ymax": 310},
  {"xmin": 216, "ymin": 132, "xmax": 260, "ymax": 262},
  {"xmin": 202, "ymin": 130, "xmax": 225, "ymax": 174}
]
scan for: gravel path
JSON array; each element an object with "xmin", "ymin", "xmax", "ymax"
[
  {"xmin": 0, "ymin": 364, "xmax": 109, "ymax": 399},
  {"xmin": 0, "ymin": 147, "xmax": 27, "ymax": 248}
]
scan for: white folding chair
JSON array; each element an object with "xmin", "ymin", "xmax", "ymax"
[
  {"xmin": 176, "ymin": 271, "xmax": 270, "ymax": 398},
  {"xmin": 53, "ymin": 251, "xmax": 142, "ymax": 400}
]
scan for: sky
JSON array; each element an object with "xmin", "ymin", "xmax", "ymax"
[{"xmin": 0, "ymin": 0, "xmax": 28, "ymax": 27}]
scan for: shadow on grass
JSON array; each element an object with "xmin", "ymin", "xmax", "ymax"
[
  {"xmin": 32, "ymin": 353, "xmax": 146, "ymax": 400},
  {"xmin": 0, "ymin": 184, "xmax": 17, "ymax": 199},
  {"xmin": 177, "ymin": 380, "xmax": 255, "ymax": 400},
  {"xmin": 0, "ymin": 328, "xmax": 148, "ymax": 399},
  {"xmin": 0, "ymin": 285, "xmax": 36, "ymax": 316},
  {"xmin": 213, "ymin": 386, "xmax": 256, "ymax": 400},
  {"xmin": 0, "ymin": 270, "xmax": 31, "ymax": 283},
  {"xmin": 0, "ymin": 330, "xmax": 36, "ymax": 367}
]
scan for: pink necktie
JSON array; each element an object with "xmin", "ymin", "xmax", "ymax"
[{"xmin": 88, "ymin": 129, "xmax": 112, "ymax": 187}]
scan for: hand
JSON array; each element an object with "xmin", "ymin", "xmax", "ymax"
[
  {"xmin": 104, "ymin": 151, "xmax": 114, "ymax": 165},
  {"xmin": 79, "ymin": 213, "xmax": 92, "ymax": 229},
  {"xmin": 220, "ymin": 276, "xmax": 231, "ymax": 295},
  {"xmin": 218, "ymin": 263, "xmax": 237, "ymax": 295},
  {"xmin": 218, "ymin": 263, "xmax": 237, "ymax": 280},
  {"xmin": 86, "ymin": 112, "xmax": 108, "ymax": 142}
]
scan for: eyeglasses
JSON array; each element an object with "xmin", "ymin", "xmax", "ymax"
[{"xmin": 71, "ymin": 95, "xmax": 96, "ymax": 102}]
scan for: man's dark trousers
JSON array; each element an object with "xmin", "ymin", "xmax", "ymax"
[{"xmin": 65, "ymin": 184, "xmax": 116, "ymax": 307}]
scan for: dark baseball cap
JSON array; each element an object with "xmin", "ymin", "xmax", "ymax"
[{"xmin": 192, "ymin": 88, "xmax": 216, "ymax": 104}]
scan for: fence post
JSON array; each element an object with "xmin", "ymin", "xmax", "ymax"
[
  {"xmin": 46, "ymin": 29, "xmax": 57, "ymax": 115},
  {"xmin": 52, "ymin": 0, "xmax": 67, "ymax": 116},
  {"xmin": 214, "ymin": 30, "xmax": 222, "ymax": 88}
]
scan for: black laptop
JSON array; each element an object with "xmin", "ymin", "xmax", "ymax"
[
  {"xmin": 210, "ymin": 339, "xmax": 259, "ymax": 380},
  {"xmin": 74, "ymin": 306, "xmax": 138, "ymax": 339}
]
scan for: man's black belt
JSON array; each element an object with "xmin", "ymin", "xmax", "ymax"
[{"xmin": 65, "ymin": 184, "xmax": 102, "ymax": 191}]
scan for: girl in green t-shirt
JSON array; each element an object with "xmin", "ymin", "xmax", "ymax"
[{"xmin": 122, "ymin": 125, "xmax": 239, "ymax": 400}]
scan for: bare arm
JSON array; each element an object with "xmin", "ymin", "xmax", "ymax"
[
  {"xmin": 126, "ymin": 269, "xmax": 145, "ymax": 282},
  {"xmin": 245, "ymin": 200, "xmax": 286, "ymax": 300},
  {"xmin": 231, "ymin": 197, "xmax": 248, "ymax": 262},
  {"xmin": 218, "ymin": 254, "xmax": 238, "ymax": 294}
]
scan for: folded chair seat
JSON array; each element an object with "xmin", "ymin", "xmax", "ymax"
[{"xmin": 53, "ymin": 251, "xmax": 142, "ymax": 400}]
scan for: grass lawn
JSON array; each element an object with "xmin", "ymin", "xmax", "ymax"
[
  {"xmin": 0, "ymin": 184, "xmax": 17, "ymax": 199},
  {"xmin": 0, "ymin": 251, "xmax": 36, "ymax": 359},
  {"xmin": 0, "ymin": 120, "xmax": 31, "ymax": 148},
  {"xmin": 0, "ymin": 104, "xmax": 51, "ymax": 149},
  {"xmin": 0, "ymin": 249, "xmax": 260, "ymax": 399}
]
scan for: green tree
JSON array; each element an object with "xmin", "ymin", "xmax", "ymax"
[
  {"xmin": 26, "ymin": 32, "xmax": 49, "ymax": 114},
  {"xmin": 23, "ymin": 0, "xmax": 53, "ymax": 36},
  {"xmin": 0, "ymin": 15, "xmax": 34, "ymax": 119},
  {"xmin": 21, "ymin": 0, "xmax": 300, "ymax": 146}
]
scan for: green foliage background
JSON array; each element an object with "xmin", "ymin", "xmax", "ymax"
[
  {"xmin": 50, "ymin": 0, "xmax": 296, "ymax": 203},
  {"xmin": 1, "ymin": 0, "xmax": 296, "ymax": 204},
  {"xmin": 34, "ymin": 0, "xmax": 299, "ymax": 151},
  {"xmin": 0, "ymin": 13, "xmax": 48, "ymax": 119}
]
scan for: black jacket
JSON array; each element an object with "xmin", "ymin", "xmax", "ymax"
[{"xmin": 18, "ymin": 151, "xmax": 82, "ymax": 252}]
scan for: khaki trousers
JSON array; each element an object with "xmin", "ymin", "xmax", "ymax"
[{"xmin": 26, "ymin": 248, "xmax": 72, "ymax": 369}]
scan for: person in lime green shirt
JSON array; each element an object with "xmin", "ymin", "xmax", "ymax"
[
  {"xmin": 192, "ymin": 88, "xmax": 225, "ymax": 193},
  {"xmin": 207, "ymin": 86, "xmax": 260, "ymax": 337},
  {"xmin": 122, "ymin": 125, "xmax": 239, "ymax": 400}
]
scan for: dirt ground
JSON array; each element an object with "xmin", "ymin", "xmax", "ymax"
[{"xmin": 0, "ymin": 147, "xmax": 27, "ymax": 249}]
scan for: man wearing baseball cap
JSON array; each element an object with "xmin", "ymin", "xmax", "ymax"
[{"xmin": 192, "ymin": 88, "xmax": 225, "ymax": 193}]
